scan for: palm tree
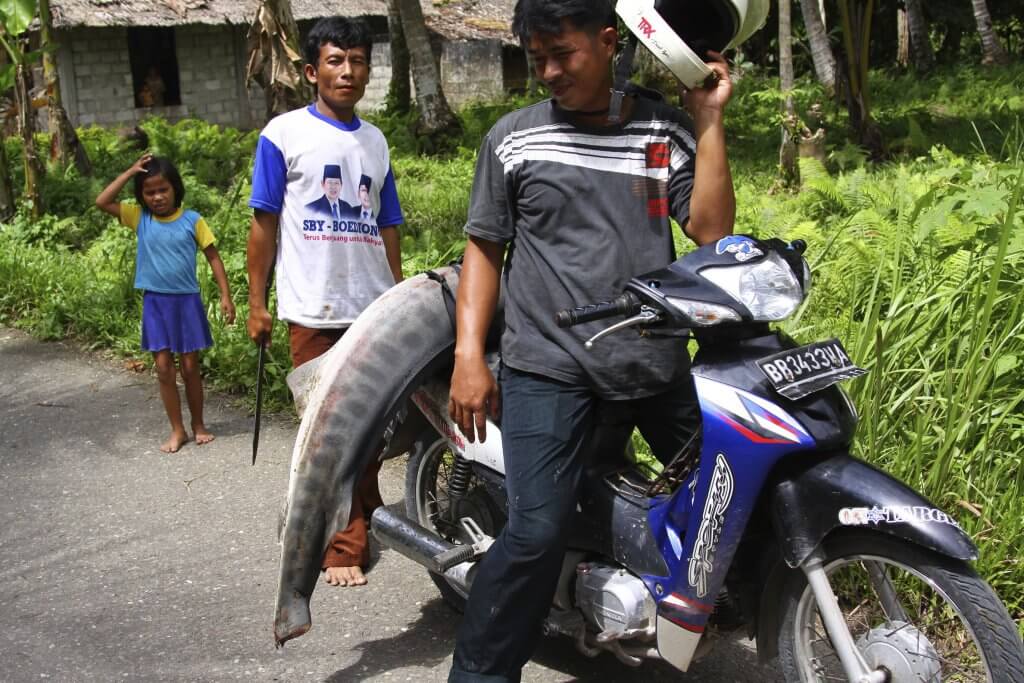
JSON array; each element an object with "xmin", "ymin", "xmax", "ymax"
[
  {"xmin": 798, "ymin": 0, "xmax": 836, "ymax": 93},
  {"xmin": 393, "ymin": 0, "xmax": 462, "ymax": 146},
  {"xmin": 0, "ymin": 51, "xmax": 14, "ymax": 220},
  {"xmin": 970, "ymin": 0, "xmax": 1009, "ymax": 65},
  {"xmin": 779, "ymin": 0, "xmax": 798, "ymax": 184},
  {"xmin": 904, "ymin": 0, "xmax": 935, "ymax": 73},
  {"xmin": 13, "ymin": 56, "xmax": 44, "ymax": 216},
  {"xmin": 245, "ymin": 0, "xmax": 311, "ymax": 118},
  {"xmin": 385, "ymin": 0, "xmax": 411, "ymax": 113},
  {"xmin": 39, "ymin": 0, "xmax": 91, "ymax": 174}
]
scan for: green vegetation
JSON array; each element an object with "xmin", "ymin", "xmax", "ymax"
[{"xmin": 0, "ymin": 64, "xmax": 1022, "ymax": 629}]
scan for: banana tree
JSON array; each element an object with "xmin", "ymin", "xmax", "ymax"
[
  {"xmin": 39, "ymin": 0, "xmax": 90, "ymax": 174},
  {"xmin": 245, "ymin": 0, "xmax": 311, "ymax": 118},
  {"xmin": 835, "ymin": 0, "xmax": 884, "ymax": 159},
  {"xmin": 0, "ymin": 0, "xmax": 45, "ymax": 217}
]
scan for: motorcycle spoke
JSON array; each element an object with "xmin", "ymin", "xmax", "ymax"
[
  {"xmin": 793, "ymin": 553, "xmax": 993, "ymax": 682},
  {"xmin": 865, "ymin": 560, "xmax": 910, "ymax": 623}
]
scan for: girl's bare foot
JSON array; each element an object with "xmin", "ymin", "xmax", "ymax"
[
  {"xmin": 323, "ymin": 566, "xmax": 367, "ymax": 587},
  {"xmin": 193, "ymin": 424, "xmax": 215, "ymax": 445},
  {"xmin": 161, "ymin": 429, "xmax": 190, "ymax": 453}
]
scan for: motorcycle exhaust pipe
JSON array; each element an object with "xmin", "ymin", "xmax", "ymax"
[{"xmin": 371, "ymin": 507, "xmax": 476, "ymax": 590}]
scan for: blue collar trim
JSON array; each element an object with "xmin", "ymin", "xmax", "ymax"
[{"xmin": 307, "ymin": 104, "xmax": 361, "ymax": 132}]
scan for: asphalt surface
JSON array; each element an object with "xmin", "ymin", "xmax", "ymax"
[{"xmin": 0, "ymin": 327, "xmax": 783, "ymax": 682}]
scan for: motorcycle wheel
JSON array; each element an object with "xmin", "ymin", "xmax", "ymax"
[
  {"xmin": 404, "ymin": 435, "xmax": 503, "ymax": 612},
  {"xmin": 777, "ymin": 530, "xmax": 1024, "ymax": 682}
]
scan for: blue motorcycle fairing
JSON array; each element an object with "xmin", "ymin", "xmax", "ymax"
[
  {"xmin": 771, "ymin": 452, "xmax": 978, "ymax": 567},
  {"xmin": 692, "ymin": 330, "xmax": 859, "ymax": 451},
  {"xmin": 647, "ymin": 374, "xmax": 820, "ymax": 633}
]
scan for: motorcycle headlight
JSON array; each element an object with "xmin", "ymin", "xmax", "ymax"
[
  {"xmin": 665, "ymin": 297, "xmax": 742, "ymax": 326},
  {"xmin": 699, "ymin": 251, "xmax": 805, "ymax": 321}
]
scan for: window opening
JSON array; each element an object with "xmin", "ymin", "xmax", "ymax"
[{"xmin": 127, "ymin": 27, "xmax": 182, "ymax": 108}]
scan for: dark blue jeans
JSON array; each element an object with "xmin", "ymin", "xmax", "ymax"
[{"xmin": 448, "ymin": 366, "xmax": 700, "ymax": 683}]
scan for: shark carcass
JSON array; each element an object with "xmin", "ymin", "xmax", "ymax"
[{"xmin": 273, "ymin": 267, "xmax": 463, "ymax": 646}]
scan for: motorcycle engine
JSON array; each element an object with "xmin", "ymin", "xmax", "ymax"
[{"xmin": 574, "ymin": 562, "xmax": 656, "ymax": 639}]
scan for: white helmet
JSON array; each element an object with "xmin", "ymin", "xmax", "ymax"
[{"xmin": 616, "ymin": 0, "xmax": 769, "ymax": 88}]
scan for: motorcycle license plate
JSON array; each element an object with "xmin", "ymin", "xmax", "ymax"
[{"xmin": 758, "ymin": 339, "xmax": 867, "ymax": 400}]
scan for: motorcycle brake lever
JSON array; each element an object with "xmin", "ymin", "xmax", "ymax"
[{"xmin": 584, "ymin": 307, "xmax": 662, "ymax": 350}]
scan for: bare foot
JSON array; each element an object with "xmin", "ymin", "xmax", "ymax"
[
  {"xmin": 160, "ymin": 430, "xmax": 190, "ymax": 453},
  {"xmin": 193, "ymin": 424, "xmax": 215, "ymax": 445},
  {"xmin": 323, "ymin": 566, "xmax": 367, "ymax": 587}
]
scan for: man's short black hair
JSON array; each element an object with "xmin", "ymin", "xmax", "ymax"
[
  {"xmin": 512, "ymin": 0, "xmax": 617, "ymax": 45},
  {"xmin": 304, "ymin": 16, "xmax": 373, "ymax": 67},
  {"xmin": 134, "ymin": 156, "xmax": 185, "ymax": 208}
]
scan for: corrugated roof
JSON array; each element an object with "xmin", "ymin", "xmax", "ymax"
[{"xmin": 49, "ymin": 0, "xmax": 517, "ymax": 43}]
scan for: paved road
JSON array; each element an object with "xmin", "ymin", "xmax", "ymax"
[{"xmin": 0, "ymin": 328, "xmax": 782, "ymax": 682}]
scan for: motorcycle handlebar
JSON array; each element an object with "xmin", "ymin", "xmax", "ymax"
[{"xmin": 554, "ymin": 293, "xmax": 642, "ymax": 328}]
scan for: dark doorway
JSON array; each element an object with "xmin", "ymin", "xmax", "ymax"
[{"xmin": 127, "ymin": 27, "xmax": 182, "ymax": 108}]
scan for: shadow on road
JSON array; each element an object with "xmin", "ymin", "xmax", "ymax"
[
  {"xmin": 325, "ymin": 591, "xmax": 774, "ymax": 683},
  {"xmin": 324, "ymin": 599, "xmax": 458, "ymax": 681}
]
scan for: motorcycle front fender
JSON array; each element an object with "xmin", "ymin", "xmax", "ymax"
[{"xmin": 771, "ymin": 452, "xmax": 978, "ymax": 568}]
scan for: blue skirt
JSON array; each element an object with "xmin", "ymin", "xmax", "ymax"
[{"xmin": 141, "ymin": 291, "xmax": 213, "ymax": 354}]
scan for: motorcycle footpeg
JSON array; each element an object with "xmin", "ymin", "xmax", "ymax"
[
  {"xmin": 433, "ymin": 544, "xmax": 477, "ymax": 573},
  {"xmin": 432, "ymin": 517, "xmax": 494, "ymax": 573}
]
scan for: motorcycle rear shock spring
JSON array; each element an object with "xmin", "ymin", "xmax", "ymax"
[{"xmin": 448, "ymin": 455, "xmax": 473, "ymax": 501}]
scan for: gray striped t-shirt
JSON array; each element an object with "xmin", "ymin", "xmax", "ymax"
[{"xmin": 465, "ymin": 96, "xmax": 698, "ymax": 399}]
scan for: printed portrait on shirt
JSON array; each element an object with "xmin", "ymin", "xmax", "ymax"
[
  {"xmin": 305, "ymin": 164, "xmax": 359, "ymax": 220},
  {"xmin": 357, "ymin": 174, "xmax": 374, "ymax": 220}
]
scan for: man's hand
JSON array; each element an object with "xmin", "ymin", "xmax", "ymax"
[
  {"xmin": 449, "ymin": 353, "xmax": 500, "ymax": 443},
  {"xmin": 247, "ymin": 305, "xmax": 273, "ymax": 346},
  {"xmin": 682, "ymin": 51, "xmax": 733, "ymax": 117}
]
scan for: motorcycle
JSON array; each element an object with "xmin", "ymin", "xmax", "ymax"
[{"xmin": 370, "ymin": 235, "xmax": 1024, "ymax": 682}]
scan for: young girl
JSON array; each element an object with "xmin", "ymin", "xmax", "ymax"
[{"xmin": 96, "ymin": 153, "xmax": 235, "ymax": 453}]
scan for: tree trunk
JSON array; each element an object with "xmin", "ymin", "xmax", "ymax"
[
  {"xmin": 14, "ymin": 60, "xmax": 44, "ymax": 218},
  {"xmin": 246, "ymin": 0, "xmax": 311, "ymax": 119},
  {"xmin": 970, "ymin": 0, "xmax": 1009, "ymax": 66},
  {"xmin": 904, "ymin": 0, "xmax": 934, "ymax": 72},
  {"xmin": 394, "ymin": 0, "xmax": 462, "ymax": 147},
  {"xmin": 779, "ymin": 0, "xmax": 799, "ymax": 185},
  {"xmin": 836, "ymin": 0, "xmax": 884, "ymax": 159},
  {"xmin": 0, "ymin": 133, "xmax": 15, "ymax": 221},
  {"xmin": 526, "ymin": 52, "xmax": 541, "ymax": 96},
  {"xmin": 938, "ymin": 24, "xmax": 963, "ymax": 63},
  {"xmin": 798, "ymin": 0, "xmax": 836, "ymax": 94},
  {"xmin": 896, "ymin": 9, "xmax": 909, "ymax": 68},
  {"xmin": 385, "ymin": 0, "xmax": 411, "ymax": 114},
  {"xmin": 0, "ymin": 50, "xmax": 14, "ymax": 220},
  {"xmin": 39, "ymin": 0, "xmax": 91, "ymax": 175}
]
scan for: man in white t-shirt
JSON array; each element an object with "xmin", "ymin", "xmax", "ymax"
[{"xmin": 246, "ymin": 16, "xmax": 404, "ymax": 588}]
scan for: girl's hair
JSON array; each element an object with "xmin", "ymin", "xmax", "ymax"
[{"xmin": 133, "ymin": 156, "xmax": 185, "ymax": 208}]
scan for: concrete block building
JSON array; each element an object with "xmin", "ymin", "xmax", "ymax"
[{"xmin": 47, "ymin": 0, "xmax": 525, "ymax": 130}]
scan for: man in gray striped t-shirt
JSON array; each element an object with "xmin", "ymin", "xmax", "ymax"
[{"xmin": 447, "ymin": 1, "xmax": 736, "ymax": 680}]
